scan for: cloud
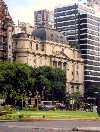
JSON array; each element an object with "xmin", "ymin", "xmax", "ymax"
[{"xmin": 10, "ymin": 7, "xmax": 33, "ymax": 25}]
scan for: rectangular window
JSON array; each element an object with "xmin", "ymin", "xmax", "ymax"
[
  {"xmin": 9, "ymin": 45, "xmax": 11, "ymax": 49},
  {"xmin": 30, "ymin": 42, "xmax": 32, "ymax": 48},
  {"xmin": 16, "ymin": 41, "xmax": 18, "ymax": 46},
  {"xmin": 76, "ymin": 86, "xmax": 79, "ymax": 91},
  {"xmin": 42, "ymin": 44, "xmax": 44, "ymax": 51},
  {"xmin": 36, "ymin": 44, "xmax": 38, "ymax": 50}
]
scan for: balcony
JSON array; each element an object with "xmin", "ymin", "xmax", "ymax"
[{"xmin": 14, "ymin": 48, "xmax": 35, "ymax": 54}]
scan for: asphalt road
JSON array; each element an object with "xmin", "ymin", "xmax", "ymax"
[{"xmin": 0, "ymin": 120, "xmax": 100, "ymax": 132}]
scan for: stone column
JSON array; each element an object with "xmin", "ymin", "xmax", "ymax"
[
  {"xmin": 61, "ymin": 62, "xmax": 63, "ymax": 70},
  {"xmin": 51, "ymin": 60, "xmax": 53, "ymax": 67},
  {"xmin": 56, "ymin": 61, "xmax": 58, "ymax": 68}
]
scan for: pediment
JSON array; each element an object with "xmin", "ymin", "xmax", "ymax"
[{"xmin": 60, "ymin": 51, "xmax": 70, "ymax": 60}]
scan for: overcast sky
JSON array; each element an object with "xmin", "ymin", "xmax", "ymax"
[{"xmin": 4, "ymin": 0, "xmax": 86, "ymax": 26}]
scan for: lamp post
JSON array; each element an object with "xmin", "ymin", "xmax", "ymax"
[
  {"xmin": 43, "ymin": 86, "xmax": 45, "ymax": 100},
  {"xmin": 94, "ymin": 91, "xmax": 100, "ymax": 116},
  {"xmin": 29, "ymin": 91, "xmax": 32, "ymax": 105},
  {"xmin": 95, "ymin": 92, "xmax": 98, "ymax": 106},
  {"xmin": 70, "ymin": 98, "xmax": 74, "ymax": 111},
  {"xmin": 97, "ymin": 96, "xmax": 100, "ymax": 116},
  {"xmin": 22, "ymin": 90, "xmax": 27, "ymax": 109},
  {"xmin": 36, "ymin": 91, "xmax": 39, "ymax": 111}
]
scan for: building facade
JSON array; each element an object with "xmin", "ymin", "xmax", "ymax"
[
  {"xmin": 34, "ymin": 10, "xmax": 54, "ymax": 29},
  {"xmin": 0, "ymin": 0, "xmax": 13, "ymax": 62},
  {"xmin": 13, "ymin": 21, "xmax": 34, "ymax": 35},
  {"xmin": 13, "ymin": 28, "xmax": 84, "ymax": 95},
  {"xmin": 87, "ymin": 0, "xmax": 100, "ymax": 10},
  {"xmin": 54, "ymin": 3, "xmax": 100, "ymax": 88}
]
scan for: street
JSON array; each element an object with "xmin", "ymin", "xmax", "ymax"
[{"xmin": 0, "ymin": 120, "xmax": 100, "ymax": 132}]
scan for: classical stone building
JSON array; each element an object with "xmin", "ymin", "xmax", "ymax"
[{"xmin": 13, "ymin": 28, "xmax": 84, "ymax": 96}]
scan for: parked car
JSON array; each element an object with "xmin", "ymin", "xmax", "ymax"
[
  {"xmin": 16, "ymin": 106, "xmax": 22, "ymax": 110},
  {"xmin": 42, "ymin": 105, "xmax": 56, "ymax": 111},
  {"xmin": 46, "ymin": 105, "xmax": 56, "ymax": 110},
  {"xmin": 42, "ymin": 105, "xmax": 49, "ymax": 111},
  {"xmin": 60, "ymin": 105, "xmax": 65, "ymax": 110},
  {"xmin": 56, "ymin": 103, "xmax": 66, "ymax": 110}
]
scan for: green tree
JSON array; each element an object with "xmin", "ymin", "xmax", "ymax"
[
  {"xmin": 33, "ymin": 66, "xmax": 66, "ymax": 102},
  {"xmin": 70, "ymin": 92, "xmax": 81, "ymax": 110},
  {"xmin": 0, "ymin": 62, "xmax": 66, "ymax": 104},
  {"xmin": 85, "ymin": 85, "xmax": 100, "ymax": 98},
  {"xmin": 85, "ymin": 85, "xmax": 100, "ymax": 105},
  {"xmin": 0, "ymin": 61, "xmax": 35, "ymax": 105}
]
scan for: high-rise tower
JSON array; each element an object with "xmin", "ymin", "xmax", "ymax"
[
  {"xmin": 54, "ymin": 3, "xmax": 100, "ymax": 88},
  {"xmin": 34, "ymin": 9, "xmax": 54, "ymax": 29}
]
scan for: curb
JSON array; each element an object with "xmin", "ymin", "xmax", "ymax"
[{"xmin": 0, "ymin": 117, "xmax": 100, "ymax": 122}]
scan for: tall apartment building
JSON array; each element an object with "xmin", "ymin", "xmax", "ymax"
[
  {"xmin": 54, "ymin": 3, "xmax": 100, "ymax": 88},
  {"xmin": 34, "ymin": 9, "xmax": 54, "ymax": 29},
  {"xmin": 87, "ymin": 0, "xmax": 100, "ymax": 10},
  {"xmin": 0, "ymin": 0, "xmax": 13, "ymax": 62}
]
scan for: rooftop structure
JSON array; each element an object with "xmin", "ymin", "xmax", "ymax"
[{"xmin": 13, "ymin": 20, "xmax": 34, "ymax": 35}]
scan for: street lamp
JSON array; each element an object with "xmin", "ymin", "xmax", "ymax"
[
  {"xmin": 94, "ymin": 91, "xmax": 100, "ymax": 116},
  {"xmin": 42, "ymin": 86, "xmax": 45, "ymax": 100},
  {"xmin": 22, "ymin": 90, "xmax": 27, "ymax": 109},
  {"xmin": 97, "ymin": 96, "xmax": 100, "ymax": 116},
  {"xmin": 95, "ymin": 92, "xmax": 98, "ymax": 106},
  {"xmin": 70, "ymin": 98, "xmax": 74, "ymax": 111},
  {"xmin": 36, "ymin": 90, "xmax": 39, "ymax": 111},
  {"xmin": 29, "ymin": 91, "xmax": 32, "ymax": 105}
]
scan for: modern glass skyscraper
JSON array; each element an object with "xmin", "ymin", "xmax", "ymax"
[{"xmin": 54, "ymin": 3, "xmax": 100, "ymax": 88}]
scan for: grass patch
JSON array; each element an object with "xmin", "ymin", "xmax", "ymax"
[{"xmin": 0, "ymin": 110, "xmax": 99, "ymax": 120}]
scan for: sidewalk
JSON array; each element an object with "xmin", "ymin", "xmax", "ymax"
[
  {"xmin": 0, "ymin": 119, "xmax": 100, "ymax": 131},
  {"xmin": 78, "ymin": 127, "xmax": 100, "ymax": 131}
]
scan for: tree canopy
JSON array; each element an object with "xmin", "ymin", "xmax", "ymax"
[
  {"xmin": 85, "ymin": 85, "xmax": 100, "ymax": 98},
  {"xmin": 0, "ymin": 61, "xmax": 35, "ymax": 104},
  {"xmin": 0, "ymin": 62, "xmax": 66, "ymax": 104},
  {"xmin": 32, "ymin": 66, "xmax": 66, "ymax": 101}
]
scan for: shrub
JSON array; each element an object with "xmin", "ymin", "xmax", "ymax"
[
  {"xmin": 29, "ymin": 107, "xmax": 37, "ymax": 111},
  {"xmin": 0, "ymin": 105, "xmax": 15, "ymax": 116},
  {"xmin": 18, "ymin": 114, "xmax": 24, "ymax": 118}
]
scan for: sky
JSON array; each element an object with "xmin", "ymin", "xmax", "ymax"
[{"xmin": 4, "ymin": 0, "xmax": 87, "ymax": 26}]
